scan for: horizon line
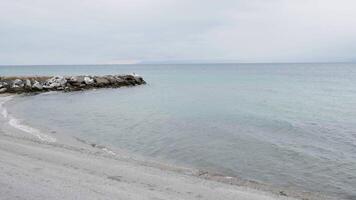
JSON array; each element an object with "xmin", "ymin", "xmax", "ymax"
[{"xmin": 0, "ymin": 61, "xmax": 355, "ymax": 67}]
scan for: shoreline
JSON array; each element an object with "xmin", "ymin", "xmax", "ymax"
[{"xmin": 0, "ymin": 95, "xmax": 327, "ymax": 200}]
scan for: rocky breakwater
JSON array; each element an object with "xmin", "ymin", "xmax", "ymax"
[{"xmin": 0, "ymin": 74, "xmax": 146, "ymax": 94}]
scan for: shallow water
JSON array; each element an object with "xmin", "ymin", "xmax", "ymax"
[{"xmin": 1, "ymin": 63, "xmax": 356, "ymax": 199}]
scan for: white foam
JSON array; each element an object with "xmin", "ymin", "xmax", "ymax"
[
  {"xmin": 0, "ymin": 96, "xmax": 12, "ymax": 119},
  {"xmin": 1, "ymin": 108, "xmax": 8, "ymax": 118},
  {"xmin": 102, "ymin": 148, "xmax": 116, "ymax": 155},
  {"xmin": 8, "ymin": 117, "xmax": 56, "ymax": 143},
  {"xmin": 131, "ymin": 72, "xmax": 140, "ymax": 77},
  {"xmin": 0, "ymin": 96, "xmax": 56, "ymax": 143}
]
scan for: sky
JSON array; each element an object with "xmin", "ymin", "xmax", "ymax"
[{"xmin": 1, "ymin": 0, "xmax": 356, "ymax": 65}]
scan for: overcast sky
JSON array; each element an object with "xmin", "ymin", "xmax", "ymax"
[{"xmin": 1, "ymin": 0, "xmax": 356, "ymax": 64}]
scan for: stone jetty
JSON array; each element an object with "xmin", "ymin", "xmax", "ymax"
[{"xmin": 0, "ymin": 74, "xmax": 146, "ymax": 94}]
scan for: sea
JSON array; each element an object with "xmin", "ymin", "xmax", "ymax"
[{"xmin": 1, "ymin": 63, "xmax": 355, "ymax": 199}]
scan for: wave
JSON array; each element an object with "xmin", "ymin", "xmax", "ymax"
[
  {"xmin": 0, "ymin": 95, "xmax": 56, "ymax": 143},
  {"xmin": 0, "ymin": 96, "xmax": 12, "ymax": 118}
]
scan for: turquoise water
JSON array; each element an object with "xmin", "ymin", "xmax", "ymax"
[{"xmin": 1, "ymin": 63, "xmax": 356, "ymax": 199}]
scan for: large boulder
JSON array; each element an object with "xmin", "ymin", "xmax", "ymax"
[
  {"xmin": 123, "ymin": 75, "xmax": 138, "ymax": 85},
  {"xmin": 68, "ymin": 76, "xmax": 84, "ymax": 86},
  {"xmin": 131, "ymin": 73, "xmax": 145, "ymax": 84},
  {"xmin": 0, "ymin": 88, "xmax": 7, "ymax": 93},
  {"xmin": 13, "ymin": 79, "xmax": 23, "ymax": 85},
  {"xmin": 32, "ymin": 81, "xmax": 43, "ymax": 91},
  {"xmin": 84, "ymin": 76, "xmax": 94, "ymax": 85},
  {"xmin": 112, "ymin": 76, "xmax": 126, "ymax": 86},
  {"xmin": 12, "ymin": 79, "xmax": 24, "ymax": 87},
  {"xmin": 43, "ymin": 76, "xmax": 67, "ymax": 89},
  {"xmin": 94, "ymin": 77, "xmax": 110, "ymax": 86},
  {"xmin": 0, "ymin": 82, "xmax": 8, "ymax": 88},
  {"xmin": 104, "ymin": 75, "xmax": 116, "ymax": 84},
  {"xmin": 10, "ymin": 79, "xmax": 25, "ymax": 92},
  {"xmin": 134, "ymin": 76, "xmax": 144, "ymax": 84},
  {"xmin": 24, "ymin": 79, "xmax": 32, "ymax": 89}
]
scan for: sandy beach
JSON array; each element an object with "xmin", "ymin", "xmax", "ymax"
[
  {"xmin": 0, "ymin": 112, "xmax": 298, "ymax": 200},
  {"xmin": 2, "ymin": 0, "xmax": 356, "ymax": 199}
]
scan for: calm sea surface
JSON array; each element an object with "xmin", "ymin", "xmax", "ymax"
[{"xmin": 1, "ymin": 63, "xmax": 356, "ymax": 199}]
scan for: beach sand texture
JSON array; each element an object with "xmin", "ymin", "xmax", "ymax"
[{"xmin": 0, "ymin": 126, "xmax": 297, "ymax": 200}]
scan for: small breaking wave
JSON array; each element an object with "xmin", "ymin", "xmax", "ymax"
[
  {"xmin": 0, "ymin": 96, "xmax": 12, "ymax": 118},
  {"xmin": 0, "ymin": 95, "xmax": 56, "ymax": 143},
  {"xmin": 1, "ymin": 106, "xmax": 8, "ymax": 118},
  {"xmin": 8, "ymin": 117, "xmax": 57, "ymax": 143}
]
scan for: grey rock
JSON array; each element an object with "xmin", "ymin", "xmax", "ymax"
[
  {"xmin": 105, "ymin": 75, "xmax": 117, "ymax": 84},
  {"xmin": 95, "ymin": 77, "xmax": 110, "ymax": 85},
  {"xmin": 25, "ymin": 79, "xmax": 32, "ymax": 88},
  {"xmin": 76, "ymin": 76, "xmax": 85, "ymax": 83},
  {"xmin": 32, "ymin": 81, "xmax": 43, "ymax": 90},
  {"xmin": 0, "ymin": 82, "xmax": 8, "ymax": 88},
  {"xmin": 68, "ymin": 76, "xmax": 85, "ymax": 86},
  {"xmin": 13, "ymin": 79, "xmax": 23, "ymax": 85},
  {"xmin": 0, "ymin": 88, "xmax": 7, "ymax": 93},
  {"xmin": 68, "ymin": 76, "xmax": 78, "ymax": 83},
  {"xmin": 12, "ymin": 79, "xmax": 24, "ymax": 87},
  {"xmin": 0, "ymin": 74, "xmax": 145, "ymax": 94},
  {"xmin": 134, "ymin": 76, "xmax": 144, "ymax": 83},
  {"xmin": 44, "ymin": 76, "xmax": 67, "ymax": 89},
  {"xmin": 57, "ymin": 76, "xmax": 67, "ymax": 86}
]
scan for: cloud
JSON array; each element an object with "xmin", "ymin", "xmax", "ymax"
[{"xmin": 0, "ymin": 0, "xmax": 355, "ymax": 64}]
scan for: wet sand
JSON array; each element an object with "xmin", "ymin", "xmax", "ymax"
[{"xmin": 0, "ymin": 126, "xmax": 300, "ymax": 200}]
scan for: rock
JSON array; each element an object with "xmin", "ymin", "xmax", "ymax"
[
  {"xmin": 279, "ymin": 191, "xmax": 288, "ymax": 196},
  {"xmin": 68, "ymin": 76, "xmax": 85, "ymax": 86},
  {"xmin": 0, "ymin": 74, "xmax": 145, "ymax": 94},
  {"xmin": 112, "ymin": 76, "xmax": 126, "ymax": 86},
  {"xmin": 130, "ymin": 73, "xmax": 145, "ymax": 84},
  {"xmin": 116, "ymin": 78, "xmax": 125, "ymax": 83},
  {"xmin": 25, "ymin": 79, "xmax": 32, "ymax": 88},
  {"xmin": 76, "ymin": 76, "xmax": 85, "ymax": 84},
  {"xmin": 43, "ymin": 84, "xmax": 58, "ymax": 89},
  {"xmin": 0, "ymin": 82, "xmax": 8, "ymax": 88},
  {"xmin": 68, "ymin": 76, "xmax": 78, "ymax": 83},
  {"xmin": 11, "ymin": 84, "xmax": 24, "ymax": 92},
  {"xmin": 44, "ymin": 76, "xmax": 67, "ymax": 89},
  {"xmin": 13, "ymin": 79, "xmax": 23, "ymax": 85},
  {"xmin": 68, "ymin": 78, "xmax": 79, "ymax": 86},
  {"xmin": 0, "ymin": 88, "xmax": 7, "ymax": 93},
  {"xmin": 58, "ymin": 78, "xmax": 67, "ymax": 87},
  {"xmin": 12, "ymin": 79, "xmax": 24, "ymax": 87},
  {"xmin": 105, "ymin": 75, "xmax": 117, "ymax": 84},
  {"xmin": 32, "ymin": 81, "xmax": 43, "ymax": 90},
  {"xmin": 94, "ymin": 77, "xmax": 110, "ymax": 86},
  {"xmin": 124, "ymin": 75, "xmax": 138, "ymax": 85},
  {"xmin": 134, "ymin": 76, "xmax": 144, "ymax": 83},
  {"xmin": 84, "ymin": 76, "xmax": 94, "ymax": 85}
]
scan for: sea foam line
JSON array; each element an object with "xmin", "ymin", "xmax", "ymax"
[
  {"xmin": 0, "ymin": 96, "xmax": 12, "ymax": 118},
  {"xmin": 0, "ymin": 96, "xmax": 56, "ymax": 143}
]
